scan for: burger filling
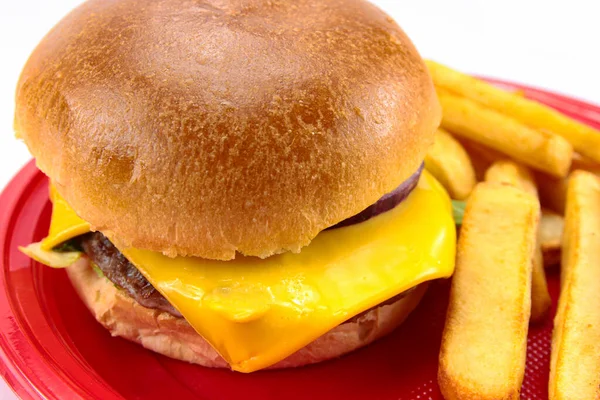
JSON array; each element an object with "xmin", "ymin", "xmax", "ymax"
[
  {"xmin": 73, "ymin": 231, "xmax": 415, "ymax": 321},
  {"xmin": 21, "ymin": 169, "xmax": 456, "ymax": 372},
  {"xmin": 78, "ymin": 231, "xmax": 182, "ymax": 317},
  {"xmin": 331, "ymin": 164, "xmax": 423, "ymax": 228},
  {"xmin": 70, "ymin": 166, "xmax": 425, "ymax": 318}
]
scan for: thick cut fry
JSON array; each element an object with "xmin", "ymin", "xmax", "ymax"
[
  {"xmin": 439, "ymin": 183, "xmax": 539, "ymax": 400},
  {"xmin": 571, "ymin": 152, "xmax": 600, "ymax": 175},
  {"xmin": 458, "ymin": 139, "xmax": 506, "ymax": 181},
  {"xmin": 485, "ymin": 160, "xmax": 538, "ymax": 197},
  {"xmin": 437, "ymin": 88, "xmax": 573, "ymax": 177},
  {"xmin": 540, "ymin": 209, "xmax": 564, "ymax": 267},
  {"xmin": 426, "ymin": 60, "xmax": 600, "ymax": 164},
  {"xmin": 535, "ymin": 172, "xmax": 568, "ymax": 214},
  {"xmin": 484, "ymin": 161, "xmax": 550, "ymax": 322},
  {"xmin": 425, "ymin": 129, "xmax": 476, "ymax": 200},
  {"xmin": 549, "ymin": 171, "xmax": 600, "ymax": 400},
  {"xmin": 530, "ymin": 248, "xmax": 550, "ymax": 321}
]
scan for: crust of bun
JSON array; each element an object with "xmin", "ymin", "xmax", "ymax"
[
  {"xmin": 17, "ymin": 0, "xmax": 440, "ymax": 259},
  {"xmin": 66, "ymin": 257, "xmax": 427, "ymax": 370}
]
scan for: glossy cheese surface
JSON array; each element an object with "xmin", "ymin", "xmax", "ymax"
[
  {"xmin": 33, "ymin": 171, "xmax": 456, "ymax": 372},
  {"xmin": 41, "ymin": 185, "xmax": 91, "ymax": 250}
]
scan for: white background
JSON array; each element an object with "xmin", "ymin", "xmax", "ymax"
[{"xmin": 0, "ymin": 0, "xmax": 599, "ymax": 398}]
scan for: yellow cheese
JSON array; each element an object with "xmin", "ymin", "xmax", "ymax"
[
  {"xmin": 32, "ymin": 171, "xmax": 456, "ymax": 372},
  {"xmin": 40, "ymin": 185, "xmax": 91, "ymax": 251}
]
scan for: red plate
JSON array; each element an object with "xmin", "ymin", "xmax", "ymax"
[{"xmin": 1, "ymin": 80, "xmax": 599, "ymax": 400}]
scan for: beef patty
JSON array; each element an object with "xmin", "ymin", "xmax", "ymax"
[
  {"xmin": 79, "ymin": 232, "xmax": 182, "ymax": 317},
  {"xmin": 78, "ymin": 232, "xmax": 413, "ymax": 322}
]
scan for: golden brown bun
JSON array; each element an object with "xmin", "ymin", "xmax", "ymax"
[
  {"xmin": 67, "ymin": 257, "xmax": 427, "ymax": 370},
  {"xmin": 16, "ymin": 0, "xmax": 440, "ymax": 260}
]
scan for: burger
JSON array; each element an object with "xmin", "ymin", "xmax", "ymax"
[{"xmin": 16, "ymin": 0, "xmax": 455, "ymax": 373}]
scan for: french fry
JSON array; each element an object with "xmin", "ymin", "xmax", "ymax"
[
  {"xmin": 439, "ymin": 183, "xmax": 539, "ymax": 400},
  {"xmin": 425, "ymin": 129, "xmax": 477, "ymax": 200},
  {"xmin": 571, "ymin": 152, "xmax": 600, "ymax": 175},
  {"xmin": 535, "ymin": 172, "xmax": 568, "ymax": 214},
  {"xmin": 549, "ymin": 171, "xmax": 600, "ymax": 399},
  {"xmin": 426, "ymin": 60, "xmax": 600, "ymax": 164},
  {"xmin": 458, "ymin": 138, "xmax": 506, "ymax": 181},
  {"xmin": 436, "ymin": 88, "xmax": 573, "ymax": 178},
  {"xmin": 484, "ymin": 160, "xmax": 551, "ymax": 322},
  {"xmin": 540, "ymin": 209, "xmax": 564, "ymax": 267},
  {"xmin": 530, "ymin": 248, "xmax": 550, "ymax": 321},
  {"xmin": 484, "ymin": 160, "xmax": 538, "ymax": 197}
]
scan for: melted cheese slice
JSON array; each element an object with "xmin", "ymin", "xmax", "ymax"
[
  {"xmin": 32, "ymin": 171, "xmax": 455, "ymax": 372},
  {"xmin": 41, "ymin": 185, "xmax": 91, "ymax": 251}
]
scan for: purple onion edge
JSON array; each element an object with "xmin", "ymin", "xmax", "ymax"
[{"xmin": 329, "ymin": 163, "xmax": 424, "ymax": 230}]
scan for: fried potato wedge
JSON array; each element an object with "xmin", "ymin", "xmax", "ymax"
[
  {"xmin": 425, "ymin": 129, "xmax": 477, "ymax": 200},
  {"xmin": 529, "ymin": 247, "xmax": 551, "ymax": 322},
  {"xmin": 458, "ymin": 138, "xmax": 506, "ymax": 181},
  {"xmin": 439, "ymin": 183, "xmax": 539, "ymax": 400},
  {"xmin": 485, "ymin": 160, "xmax": 538, "ymax": 197},
  {"xmin": 571, "ymin": 152, "xmax": 600, "ymax": 175},
  {"xmin": 535, "ymin": 172, "xmax": 568, "ymax": 215},
  {"xmin": 426, "ymin": 60, "xmax": 600, "ymax": 164},
  {"xmin": 436, "ymin": 88, "xmax": 573, "ymax": 177},
  {"xmin": 540, "ymin": 209, "xmax": 564, "ymax": 267},
  {"xmin": 484, "ymin": 161, "xmax": 550, "ymax": 322},
  {"xmin": 549, "ymin": 171, "xmax": 600, "ymax": 400}
]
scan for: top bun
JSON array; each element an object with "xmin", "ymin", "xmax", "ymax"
[{"xmin": 15, "ymin": 0, "xmax": 440, "ymax": 260}]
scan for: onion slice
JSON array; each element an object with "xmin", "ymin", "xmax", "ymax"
[{"xmin": 331, "ymin": 164, "xmax": 423, "ymax": 229}]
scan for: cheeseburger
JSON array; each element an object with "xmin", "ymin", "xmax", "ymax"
[{"xmin": 16, "ymin": 0, "xmax": 455, "ymax": 372}]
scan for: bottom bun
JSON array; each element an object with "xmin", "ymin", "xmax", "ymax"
[{"xmin": 66, "ymin": 257, "xmax": 427, "ymax": 370}]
